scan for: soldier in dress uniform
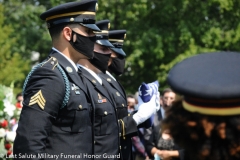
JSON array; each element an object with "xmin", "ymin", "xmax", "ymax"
[
  {"xmin": 13, "ymin": 1, "xmax": 100, "ymax": 159},
  {"xmin": 106, "ymin": 30, "xmax": 127, "ymax": 76},
  {"xmin": 99, "ymin": 30, "xmax": 158, "ymax": 160},
  {"xmin": 77, "ymin": 19, "xmax": 120, "ymax": 159},
  {"xmin": 78, "ymin": 20, "xmax": 158, "ymax": 160},
  {"xmin": 163, "ymin": 51, "xmax": 240, "ymax": 160},
  {"xmin": 99, "ymin": 30, "xmax": 134, "ymax": 160}
]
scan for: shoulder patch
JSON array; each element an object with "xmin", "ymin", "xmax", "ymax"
[
  {"xmin": 29, "ymin": 90, "xmax": 46, "ymax": 110},
  {"xmin": 23, "ymin": 57, "xmax": 70, "ymax": 110}
]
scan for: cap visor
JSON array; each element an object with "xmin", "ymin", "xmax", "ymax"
[
  {"xmin": 80, "ymin": 23, "xmax": 101, "ymax": 32},
  {"xmin": 96, "ymin": 40, "xmax": 114, "ymax": 47},
  {"xmin": 111, "ymin": 48, "xmax": 126, "ymax": 56}
]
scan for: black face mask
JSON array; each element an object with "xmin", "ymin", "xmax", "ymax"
[
  {"xmin": 109, "ymin": 57, "xmax": 125, "ymax": 76},
  {"xmin": 69, "ymin": 30, "xmax": 96, "ymax": 59},
  {"xmin": 89, "ymin": 51, "xmax": 111, "ymax": 73}
]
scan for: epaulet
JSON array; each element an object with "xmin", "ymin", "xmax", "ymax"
[
  {"xmin": 23, "ymin": 56, "xmax": 70, "ymax": 109},
  {"xmin": 41, "ymin": 57, "xmax": 58, "ymax": 70}
]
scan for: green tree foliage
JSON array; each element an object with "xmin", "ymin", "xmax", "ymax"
[
  {"xmin": 1, "ymin": 0, "xmax": 240, "ymax": 94},
  {"xmin": 98, "ymin": 0, "xmax": 240, "ymax": 93},
  {"xmin": 2, "ymin": 0, "xmax": 50, "ymax": 61},
  {"xmin": 0, "ymin": 4, "xmax": 30, "ymax": 93}
]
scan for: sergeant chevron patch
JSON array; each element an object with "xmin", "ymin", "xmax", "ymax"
[{"xmin": 29, "ymin": 90, "xmax": 46, "ymax": 110}]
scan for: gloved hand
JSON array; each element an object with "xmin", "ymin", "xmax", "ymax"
[
  {"xmin": 133, "ymin": 81, "xmax": 160, "ymax": 125},
  {"xmin": 133, "ymin": 94, "xmax": 157, "ymax": 125}
]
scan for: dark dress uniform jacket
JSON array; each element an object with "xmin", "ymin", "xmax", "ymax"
[
  {"xmin": 79, "ymin": 68, "xmax": 119, "ymax": 160},
  {"xmin": 13, "ymin": 50, "xmax": 93, "ymax": 160},
  {"xmin": 99, "ymin": 73, "xmax": 139, "ymax": 160}
]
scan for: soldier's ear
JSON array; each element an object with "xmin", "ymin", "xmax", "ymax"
[{"xmin": 62, "ymin": 26, "xmax": 72, "ymax": 41}]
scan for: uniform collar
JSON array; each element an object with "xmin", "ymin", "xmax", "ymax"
[
  {"xmin": 77, "ymin": 64, "xmax": 102, "ymax": 85},
  {"xmin": 52, "ymin": 47, "xmax": 78, "ymax": 71},
  {"xmin": 106, "ymin": 71, "xmax": 116, "ymax": 81}
]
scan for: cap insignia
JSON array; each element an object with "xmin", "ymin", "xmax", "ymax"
[{"xmin": 70, "ymin": 17, "xmax": 74, "ymax": 22}]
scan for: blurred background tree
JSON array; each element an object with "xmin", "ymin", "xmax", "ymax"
[
  {"xmin": 0, "ymin": 0, "xmax": 240, "ymax": 94},
  {"xmin": 0, "ymin": 3, "xmax": 30, "ymax": 94}
]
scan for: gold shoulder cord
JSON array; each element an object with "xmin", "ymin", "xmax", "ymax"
[{"xmin": 119, "ymin": 119, "xmax": 125, "ymax": 139}]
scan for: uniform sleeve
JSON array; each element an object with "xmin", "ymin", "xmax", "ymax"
[
  {"xmin": 118, "ymin": 111, "xmax": 153, "ymax": 139},
  {"xmin": 13, "ymin": 65, "xmax": 65, "ymax": 159},
  {"xmin": 118, "ymin": 114, "xmax": 138, "ymax": 138}
]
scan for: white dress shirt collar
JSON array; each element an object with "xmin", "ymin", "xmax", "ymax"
[{"xmin": 52, "ymin": 47, "xmax": 78, "ymax": 71}]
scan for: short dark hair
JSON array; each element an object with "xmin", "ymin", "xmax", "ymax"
[
  {"xmin": 162, "ymin": 88, "xmax": 174, "ymax": 96},
  {"xmin": 16, "ymin": 92, "xmax": 23, "ymax": 100},
  {"xmin": 49, "ymin": 23, "xmax": 69, "ymax": 40},
  {"xmin": 127, "ymin": 94, "xmax": 135, "ymax": 99}
]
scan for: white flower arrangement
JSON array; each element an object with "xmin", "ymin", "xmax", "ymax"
[
  {"xmin": 5, "ymin": 131, "xmax": 16, "ymax": 142},
  {"xmin": 0, "ymin": 83, "xmax": 22, "ymax": 156},
  {"xmin": 0, "ymin": 128, "xmax": 6, "ymax": 138}
]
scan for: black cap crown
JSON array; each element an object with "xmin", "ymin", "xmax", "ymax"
[
  {"xmin": 167, "ymin": 51, "xmax": 240, "ymax": 116},
  {"xmin": 40, "ymin": 0, "xmax": 100, "ymax": 31},
  {"xmin": 95, "ymin": 20, "xmax": 113, "ymax": 47},
  {"xmin": 108, "ymin": 30, "xmax": 127, "ymax": 56}
]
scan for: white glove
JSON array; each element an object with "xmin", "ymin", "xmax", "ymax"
[{"xmin": 133, "ymin": 94, "xmax": 158, "ymax": 125}]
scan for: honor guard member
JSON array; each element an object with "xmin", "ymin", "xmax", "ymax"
[
  {"xmin": 163, "ymin": 52, "xmax": 240, "ymax": 160},
  {"xmin": 78, "ymin": 20, "xmax": 158, "ymax": 160},
  {"xmin": 107, "ymin": 30, "xmax": 127, "ymax": 76},
  {"xmin": 13, "ymin": 1, "xmax": 100, "ymax": 159},
  {"xmin": 99, "ymin": 30, "xmax": 159, "ymax": 160},
  {"xmin": 78, "ymin": 19, "xmax": 123, "ymax": 159}
]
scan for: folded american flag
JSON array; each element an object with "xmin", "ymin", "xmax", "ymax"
[{"xmin": 138, "ymin": 80, "xmax": 159, "ymax": 103}]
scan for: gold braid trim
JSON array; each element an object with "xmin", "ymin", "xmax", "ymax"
[
  {"xmin": 52, "ymin": 61, "xmax": 58, "ymax": 70},
  {"xmin": 119, "ymin": 119, "xmax": 125, "ymax": 139},
  {"xmin": 41, "ymin": 57, "xmax": 58, "ymax": 70},
  {"xmin": 41, "ymin": 57, "xmax": 52, "ymax": 66}
]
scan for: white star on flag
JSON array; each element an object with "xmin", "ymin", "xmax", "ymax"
[{"xmin": 144, "ymin": 88, "xmax": 152, "ymax": 96}]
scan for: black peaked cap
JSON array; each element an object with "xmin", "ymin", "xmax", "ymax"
[
  {"xmin": 167, "ymin": 51, "xmax": 240, "ymax": 116},
  {"xmin": 108, "ymin": 30, "xmax": 126, "ymax": 56},
  {"xmin": 96, "ymin": 20, "xmax": 110, "ymax": 30},
  {"xmin": 95, "ymin": 19, "xmax": 113, "ymax": 47},
  {"xmin": 40, "ymin": 0, "xmax": 100, "ymax": 31}
]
